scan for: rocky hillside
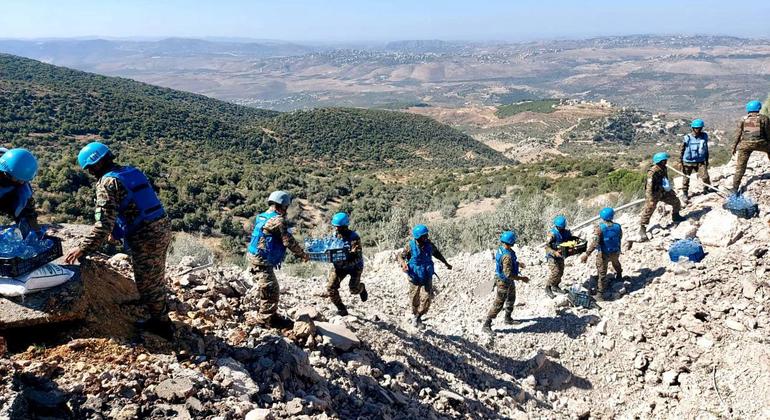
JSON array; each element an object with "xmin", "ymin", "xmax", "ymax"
[{"xmin": 1, "ymin": 156, "xmax": 769, "ymax": 419}]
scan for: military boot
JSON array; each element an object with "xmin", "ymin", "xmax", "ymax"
[
  {"xmin": 672, "ymin": 212, "xmax": 685, "ymax": 223},
  {"xmin": 551, "ymin": 285, "xmax": 565, "ymax": 294},
  {"xmin": 334, "ymin": 302, "xmax": 349, "ymax": 317},
  {"xmin": 359, "ymin": 286, "xmax": 368, "ymax": 303},
  {"xmin": 503, "ymin": 313, "xmax": 517, "ymax": 325},
  {"xmin": 544, "ymin": 286, "xmax": 556, "ymax": 299},
  {"xmin": 638, "ymin": 225, "xmax": 649, "ymax": 242},
  {"xmin": 482, "ymin": 319, "xmax": 493, "ymax": 334},
  {"xmin": 681, "ymin": 191, "xmax": 690, "ymax": 205}
]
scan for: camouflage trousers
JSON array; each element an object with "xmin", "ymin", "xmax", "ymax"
[
  {"xmin": 247, "ymin": 256, "xmax": 280, "ymax": 324},
  {"xmin": 409, "ymin": 278, "xmax": 434, "ymax": 316},
  {"xmin": 595, "ymin": 252, "xmax": 622, "ymax": 293},
  {"xmin": 546, "ymin": 258, "xmax": 565, "ymax": 287},
  {"xmin": 681, "ymin": 163, "xmax": 711, "ymax": 195},
  {"xmin": 487, "ymin": 279, "xmax": 515, "ymax": 320},
  {"xmin": 639, "ymin": 191, "xmax": 681, "ymax": 226},
  {"xmin": 326, "ymin": 267, "xmax": 365, "ymax": 309},
  {"xmin": 126, "ymin": 217, "xmax": 172, "ymax": 320},
  {"xmin": 733, "ymin": 141, "xmax": 770, "ymax": 191}
]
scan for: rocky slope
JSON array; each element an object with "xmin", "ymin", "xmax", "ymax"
[{"xmin": 1, "ymin": 156, "xmax": 769, "ymax": 419}]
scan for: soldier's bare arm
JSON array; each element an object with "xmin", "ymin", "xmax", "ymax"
[
  {"xmin": 430, "ymin": 242, "xmax": 452, "ymax": 269},
  {"xmin": 397, "ymin": 243, "xmax": 410, "ymax": 271}
]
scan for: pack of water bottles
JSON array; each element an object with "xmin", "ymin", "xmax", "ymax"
[
  {"xmin": 668, "ymin": 238, "xmax": 705, "ymax": 263},
  {"xmin": 723, "ymin": 194, "xmax": 759, "ymax": 219},
  {"xmin": 304, "ymin": 236, "xmax": 349, "ymax": 263},
  {"xmin": 0, "ymin": 225, "xmax": 63, "ymax": 277}
]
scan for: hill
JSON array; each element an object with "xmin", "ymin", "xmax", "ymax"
[{"xmin": 0, "ymin": 54, "xmax": 508, "ymax": 242}]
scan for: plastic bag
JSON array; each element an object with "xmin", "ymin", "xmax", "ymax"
[
  {"xmin": 668, "ymin": 239, "xmax": 705, "ymax": 263},
  {"xmin": 723, "ymin": 194, "xmax": 759, "ymax": 219},
  {"xmin": 0, "ymin": 263, "xmax": 74, "ymax": 297}
]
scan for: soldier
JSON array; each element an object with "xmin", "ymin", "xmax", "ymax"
[
  {"xmin": 0, "ymin": 148, "xmax": 40, "ymax": 234},
  {"xmin": 64, "ymin": 142, "xmax": 173, "ymax": 337},
  {"xmin": 679, "ymin": 119, "xmax": 711, "ymax": 203},
  {"xmin": 482, "ymin": 230, "xmax": 529, "ymax": 334},
  {"xmin": 580, "ymin": 207, "xmax": 622, "ymax": 301},
  {"xmin": 638, "ymin": 152, "xmax": 683, "ymax": 242},
  {"xmin": 544, "ymin": 215, "xmax": 574, "ymax": 298},
  {"xmin": 326, "ymin": 212, "xmax": 368, "ymax": 316},
  {"xmin": 732, "ymin": 100, "xmax": 770, "ymax": 194},
  {"xmin": 397, "ymin": 224, "xmax": 452, "ymax": 327},
  {"xmin": 245, "ymin": 190, "xmax": 309, "ymax": 329}
]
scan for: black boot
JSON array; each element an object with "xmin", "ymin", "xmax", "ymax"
[
  {"xmin": 138, "ymin": 317, "xmax": 175, "ymax": 340},
  {"xmin": 269, "ymin": 315, "xmax": 295, "ymax": 330},
  {"xmin": 503, "ymin": 313, "xmax": 517, "ymax": 325},
  {"xmin": 672, "ymin": 212, "xmax": 685, "ymax": 223},
  {"xmin": 359, "ymin": 287, "xmax": 368, "ymax": 303},
  {"xmin": 551, "ymin": 285, "xmax": 566, "ymax": 294},
  {"xmin": 544, "ymin": 286, "xmax": 556, "ymax": 299},
  {"xmin": 482, "ymin": 319, "xmax": 493, "ymax": 334},
  {"xmin": 334, "ymin": 302, "xmax": 349, "ymax": 316}
]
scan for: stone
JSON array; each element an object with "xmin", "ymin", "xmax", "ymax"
[
  {"xmin": 294, "ymin": 305, "xmax": 322, "ymax": 320},
  {"xmin": 596, "ymin": 320, "xmax": 608, "ymax": 335},
  {"xmin": 286, "ymin": 398, "xmax": 304, "ymax": 415},
  {"xmin": 113, "ymin": 403, "xmax": 140, "ymax": 420},
  {"xmin": 679, "ymin": 314, "xmax": 706, "ymax": 335},
  {"xmin": 696, "ymin": 335, "xmax": 714, "ymax": 349},
  {"xmin": 742, "ymin": 279, "xmax": 758, "ymax": 299},
  {"xmin": 155, "ymin": 378, "xmax": 195, "ymax": 401},
  {"xmin": 670, "ymin": 221, "xmax": 698, "ymax": 240},
  {"xmin": 216, "ymin": 357, "xmax": 259, "ymax": 400},
  {"xmin": 245, "ymin": 408, "xmax": 274, "ymax": 420},
  {"xmin": 185, "ymin": 397, "xmax": 204, "ymax": 413},
  {"xmin": 724, "ymin": 319, "xmax": 746, "ymax": 332},
  {"xmin": 696, "ymin": 209, "xmax": 744, "ymax": 247},
  {"xmin": 315, "ymin": 322, "xmax": 361, "ymax": 351},
  {"xmin": 601, "ymin": 339, "xmax": 615, "ymax": 351},
  {"xmin": 662, "ymin": 370, "xmax": 679, "ymax": 386},
  {"xmin": 0, "ymin": 336, "xmax": 6, "ymax": 356},
  {"xmin": 439, "ymin": 390, "xmax": 465, "ymax": 403}
]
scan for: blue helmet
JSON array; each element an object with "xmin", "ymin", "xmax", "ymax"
[
  {"xmin": 500, "ymin": 230, "xmax": 517, "ymax": 245},
  {"xmin": 553, "ymin": 215, "xmax": 567, "ymax": 229},
  {"xmin": 691, "ymin": 119, "xmax": 704, "ymax": 128},
  {"xmin": 746, "ymin": 100, "xmax": 763, "ymax": 113},
  {"xmin": 652, "ymin": 152, "xmax": 670, "ymax": 164},
  {"xmin": 412, "ymin": 224, "xmax": 429, "ymax": 239},
  {"xmin": 78, "ymin": 142, "xmax": 111, "ymax": 169},
  {"xmin": 331, "ymin": 212, "xmax": 350, "ymax": 227},
  {"xmin": 0, "ymin": 148, "xmax": 38, "ymax": 182},
  {"xmin": 599, "ymin": 207, "xmax": 615, "ymax": 221}
]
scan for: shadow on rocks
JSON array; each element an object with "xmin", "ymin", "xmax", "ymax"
[{"xmin": 497, "ymin": 311, "xmax": 594, "ymax": 339}]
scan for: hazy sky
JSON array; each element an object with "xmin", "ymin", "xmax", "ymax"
[{"xmin": 2, "ymin": 0, "xmax": 769, "ymax": 42}]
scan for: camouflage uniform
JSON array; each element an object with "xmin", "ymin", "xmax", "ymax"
[
  {"xmin": 326, "ymin": 228, "xmax": 366, "ymax": 312},
  {"xmin": 487, "ymin": 252, "xmax": 516, "ymax": 320},
  {"xmin": 732, "ymin": 113, "xmax": 770, "ymax": 192},
  {"xmin": 397, "ymin": 240, "xmax": 448, "ymax": 317},
  {"xmin": 584, "ymin": 224, "xmax": 622, "ymax": 294},
  {"xmin": 247, "ymin": 212, "xmax": 305, "ymax": 324},
  {"xmin": 544, "ymin": 228, "xmax": 573, "ymax": 287},
  {"xmin": 639, "ymin": 164, "xmax": 681, "ymax": 226},
  {"xmin": 679, "ymin": 134, "xmax": 711, "ymax": 196},
  {"xmin": 79, "ymin": 171, "xmax": 172, "ymax": 320}
]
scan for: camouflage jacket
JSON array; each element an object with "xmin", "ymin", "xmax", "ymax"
[
  {"xmin": 498, "ymin": 252, "xmax": 515, "ymax": 280},
  {"xmin": 645, "ymin": 164, "xmax": 669, "ymax": 199},
  {"xmin": 733, "ymin": 113, "xmax": 770, "ymax": 150},
  {"xmin": 79, "ymin": 172, "xmax": 142, "ymax": 254},
  {"xmin": 250, "ymin": 212, "xmax": 306, "ymax": 267},
  {"xmin": 544, "ymin": 228, "xmax": 574, "ymax": 258}
]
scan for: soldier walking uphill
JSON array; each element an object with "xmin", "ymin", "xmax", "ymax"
[
  {"xmin": 544, "ymin": 215, "xmax": 575, "ymax": 298},
  {"xmin": 64, "ymin": 142, "xmax": 173, "ymax": 337},
  {"xmin": 326, "ymin": 212, "xmax": 368, "ymax": 316},
  {"xmin": 397, "ymin": 224, "xmax": 452, "ymax": 327},
  {"xmin": 679, "ymin": 119, "xmax": 711, "ymax": 203},
  {"xmin": 638, "ymin": 152, "xmax": 684, "ymax": 242},
  {"xmin": 732, "ymin": 100, "xmax": 770, "ymax": 194},
  {"xmin": 482, "ymin": 230, "xmax": 529, "ymax": 334},
  {"xmin": 245, "ymin": 191, "xmax": 309, "ymax": 329},
  {"xmin": 580, "ymin": 207, "xmax": 622, "ymax": 301},
  {"xmin": 0, "ymin": 148, "xmax": 40, "ymax": 235}
]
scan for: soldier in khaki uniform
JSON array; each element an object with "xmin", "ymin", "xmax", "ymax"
[
  {"xmin": 245, "ymin": 191, "xmax": 308, "ymax": 329},
  {"xmin": 581, "ymin": 207, "xmax": 622, "ymax": 301},
  {"xmin": 482, "ymin": 231, "xmax": 528, "ymax": 334},
  {"xmin": 679, "ymin": 119, "xmax": 711, "ymax": 203},
  {"xmin": 397, "ymin": 224, "xmax": 452, "ymax": 327},
  {"xmin": 65, "ymin": 142, "xmax": 173, "ymax": 337},
  {"xmin": 325, "ymin": 212, "xmax": 367, "ymax": 316},
  {"xmin": 639, "ymin": 152, "xmax": 683, "ymax": 242},
  {"xmin": 544, "ymin": 215, "xmax": 574, "ymax": 298},
  {"xmin": 732, "ymin": 100, "xmax": 770, "ymax": 193}
]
